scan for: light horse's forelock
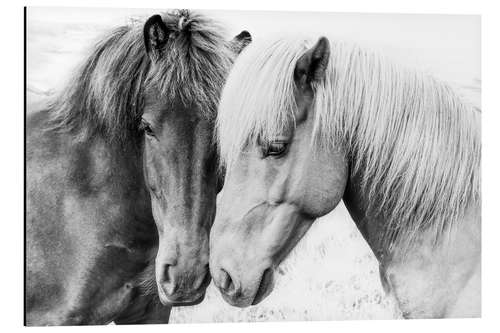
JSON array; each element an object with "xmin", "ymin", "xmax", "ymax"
[
  {"xmin": 217, "ymin": 38, "xmax": 307, "ymax": 166},
  {"xmin": 217, "ymin": 36, "xmax": 481, "ymax": 254},
  {"xmin": 47, "ymin": 9, "xmax": 234, "ymax": 143}
]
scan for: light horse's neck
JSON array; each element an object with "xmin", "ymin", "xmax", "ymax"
[
  {"xmin": 333, "ymin": 52, "xmax": 482, "ymax": 317},
  {"xmin": 320, "ymin": 45, "xmax": 481, "ymax": 262}
]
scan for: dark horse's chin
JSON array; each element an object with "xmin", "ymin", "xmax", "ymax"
[
  {"xmin": 158, "ymin": 271, "xmax": 212, "ymax": 306},
  {"xmin": 159, "ymin": 291, "xmax": 207, "ymax": 307},
  {"xmin": 171, "ymin": 292, "xmax": 207, "ymax": 307}
]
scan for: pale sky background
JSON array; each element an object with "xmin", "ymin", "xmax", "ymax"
[{"xmin": 26, "ymin": 7, "xmax": 480, "ymax": 322}]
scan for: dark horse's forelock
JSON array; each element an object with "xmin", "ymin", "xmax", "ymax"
[{"xmin": 47, "ymin": 9, "xmax": 233, "ymax": 143}]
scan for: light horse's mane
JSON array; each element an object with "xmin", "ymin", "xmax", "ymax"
[
  {"xmin": 47, "ymin": 9, "xmax": 233, "ymax": 143},
  {"xmin": 217, "ymin": 37, "xmax": 481, "ymax": 253}
]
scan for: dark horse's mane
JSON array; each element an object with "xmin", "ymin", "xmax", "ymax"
[{"xmin": 47, "ymin": 9, "xmax": 233, "ymax": 143}]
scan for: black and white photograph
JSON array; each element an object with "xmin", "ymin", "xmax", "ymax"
[{"xmin": 17, "ymin": 1, "xmax": 490, "ymax": 328}]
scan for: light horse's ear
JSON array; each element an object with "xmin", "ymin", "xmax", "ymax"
[
  {"xmin": 230, "ymin": 30, "xmax": 252, "ymax": 54},
  {"xmin": 144, "ymin": 14, "xmax": 171, "ymax": 60},
  {"xmin": 294, "ymin": 37, "xmax": 330, "ymax": 91}
]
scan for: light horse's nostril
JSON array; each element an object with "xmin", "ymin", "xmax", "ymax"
[{"xmin": 219, "ymin": 268, "xmax": 237, "ymax": 294}]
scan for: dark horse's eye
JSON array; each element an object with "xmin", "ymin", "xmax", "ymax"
[
  {"xmin": 140, "ymin": 119, "xmax": 154, "ymax": 136},
  {"xmin": 263, "ymin": 141, "xmax": 289, "ymax": 157}
]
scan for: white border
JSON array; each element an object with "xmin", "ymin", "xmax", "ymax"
[{"xmin": 2, "ymin": 0, "xmax": 499, "ymax": 332}]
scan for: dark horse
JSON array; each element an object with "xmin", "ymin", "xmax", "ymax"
[{"xmin": 26, "ymin": 10, "xmax": 251, "ymax": 325}]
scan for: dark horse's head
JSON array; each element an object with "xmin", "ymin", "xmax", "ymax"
[
  {"xmin": 47, "ymin": 10, "xmax": 250, "ymax": 306},
  {"xmin": 139, "ymin": 12, "xmax": 251, "ymax": 304}
]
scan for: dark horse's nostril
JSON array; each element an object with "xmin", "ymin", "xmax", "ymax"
[
  {"xmin": 220, "ymin": 268, "xmax": 235, "ymax": 293},
  {"xmin": 161, "ymin": 264, "xmax": 171, "ymax": 283},
  {"xmin": 161, "ymin": 264, "xmax": 172, "ymax": 284},
  {"xmin": 159, "ymin": 264, "xmax": 178, "ymax": 296}
]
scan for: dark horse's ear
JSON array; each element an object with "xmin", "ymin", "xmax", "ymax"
[
  {"xmin": 294, "ymin": 37, "xmax": 330, "ymax": 90},
  {"xmin": 144, "ymin": 15, "xmax": 171, "ymax": 60},
  {"xmin": 230, "ymin": 30, "xmax": 252, "ymax": 54}
]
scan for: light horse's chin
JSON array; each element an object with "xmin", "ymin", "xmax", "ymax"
[
  {"xmin": 219, "ymin": 267, "xmax": 276, "ymax": 308},
  {"xmin": 210, "ymin": 201, "xmax": 315, "ymax": 308}
]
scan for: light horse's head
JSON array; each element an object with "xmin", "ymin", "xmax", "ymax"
[
  {"xmin": 210, "ymin": 37, "xmax": 347, "ymax": 307},
  {"xmin": 140, "ymin": 12, "xmax": 251, "ymax": 305}
]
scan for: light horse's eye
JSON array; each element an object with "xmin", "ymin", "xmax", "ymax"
[
  {"xmin": 140, "ymin": 119, "xmax": 155, "ymax": 137},
  {"xmin": 263, "ymin": 141, "xmax": 289, "ymax": 157}
]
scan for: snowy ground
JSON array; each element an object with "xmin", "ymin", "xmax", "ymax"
[{"xmin": 26, "ymin": 7, "xmax": 480, "ymax": 323}]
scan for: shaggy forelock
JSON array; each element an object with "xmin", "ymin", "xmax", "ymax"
[
  {"xmin": 147, "ymin": 10, "xmax": 233, "ymax": 118},
  {"xmin": 217, "ymin": 37, "xmax": 311, "ymax": 166},
  {"xmin": 47, "ymin": 9, "xmax": 234, "ymax": 143}
]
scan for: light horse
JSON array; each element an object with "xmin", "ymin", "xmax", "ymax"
[
  {"xmin": 26, "ymin": 10, "xmax": 251, "ymax": 325},
  {"xmin": 210, "ymin": 36, "xmax": 480, "ymax": 318}
]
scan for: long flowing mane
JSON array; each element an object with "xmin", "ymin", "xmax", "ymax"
[
  {"xmin": 217, "ymin": 37, "xmax": 481, "ymax": 252},
  {"xmin": 47, "ymin": 9, "xmax": 233, "ymax": 143}
]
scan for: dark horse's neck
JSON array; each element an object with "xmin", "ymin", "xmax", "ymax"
[
  {"xmin": 70, "ymin": 122, "xmax": 160, "ymax": 295},
  {"xmin": 27, "ymin": 110, "xmax": 159, "ymax": 324}
]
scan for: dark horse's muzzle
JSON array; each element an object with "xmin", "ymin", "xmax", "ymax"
[{"xmin": 156, "ymin": 260, "xmax": 211, "ymax": 305}]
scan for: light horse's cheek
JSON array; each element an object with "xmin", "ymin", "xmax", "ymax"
[
  {"xmin": 299, "ymin": 161, "xmax": 348, "ymax": 217},
  {"xmin": 301, "ymin": 187, "xmax": 344, "ymax": 217}
]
